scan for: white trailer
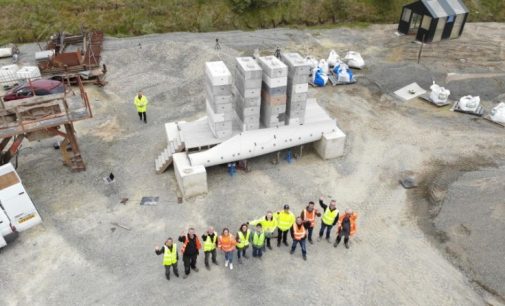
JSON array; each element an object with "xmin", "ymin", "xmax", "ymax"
[{"xmin": 0, "ymin": 163, "xmax": 41, "ymax": 248}]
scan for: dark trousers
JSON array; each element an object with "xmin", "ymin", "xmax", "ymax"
[
  {"xmin": 182, "ymin": 254, "xmax": 197, "ymax": 275},
  {"xmin": 307, "ymin": 227, "xmax": 314, "ymax": 241},
  {"xmin": 138, "ymin": 112, "xmax": 146, "ymax": 122},
  {"xmin": 237, "ymin": 246, "xmax": 248, "ymax": 258},
  {"xmin": 319, "ymin": 222, "xmax": 333, "ymax": 239},
  {"xmin": 164, "ymin": 263, "xmax": 179, "ymax": 279},
  {"xmin": 336, "ymin": 230, "xmax": 350, "ymax": 244},
  {"xmin": 204, "ymin": 249, "xmax": 217, "ymax": 267},
  {"xmin": 252, "ymin": 246, "xmax": 264, "ymax": 257},
  {"xmin": 277, "ymin": 229, "xmax": 288, "ymax": 245},
  {"xmin": 291, "ymin": 239, "xmax": 307, "ymax": 256},
  {"xmin": 266, "ymin": 237, "xmax": 271, "ymax": 248}
]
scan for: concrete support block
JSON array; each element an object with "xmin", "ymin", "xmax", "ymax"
[
  {"xmin": 236, "ymin": 57, "xmax": 263, "ymax": 79},
  {"xmin": 257, "ymin": 56, "xmax": 288, "ymax": 78},
  {"xmin": 262, "ymin": 74, "xmax": 288, "ymax": 88},
  {"xmin": 205, "ymin": 61, "xmax": 232, "ymax": 86},
  {"xmin": 173, "ymin": 152, "xmax": 208, "ymax": 198},
  {"xmin": 262, "ymin": 84, "xmax": 287, "ymax": 96},
  {"xmin": 205, "ymin": 84, "xmax": 233, "ymax": 105},
  {"xmin": 235, "ymin": 91, "xmax": 261, "ymax": 107},
  {"xmin": 314, "ymin": 130, "xmax": 346, "ymax": 160}
]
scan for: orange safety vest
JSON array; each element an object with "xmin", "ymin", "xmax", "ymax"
[
  {"xmin": 303, "ymin": 208, "xmax": 317, "ymax": 227},
  {"xmin": 338, "ymin": 212, "xmax": 358, "ymax": 236},
  {"xmin": 180, "ymin": 235, "xmax": 202, "ymax": 254},
  {"xmin": 292, "ymin": 224, "xmax": 306, "ymax": 240},
  {"xmin": 218, "ymin": 234, "xmax": 236, "ymax": 252}
]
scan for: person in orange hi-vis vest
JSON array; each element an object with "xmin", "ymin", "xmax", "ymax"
[
  {"xmin": 218, "ymin": 228, "xmax": 237, "ymax": 271},
  {"xmin": 300, "ymin": 201, "xmax": 321, "ymax": 244},
  {"xmin": 334, "ymin": 209, "xmax": 358, "ymax": 249},
  {"xmin": 178, "ymin": 228, "xmax": 201, "ymax": 279},
  {"xmin": 290, "ymin": 217, "xmax": 309, "ymax": 261}
]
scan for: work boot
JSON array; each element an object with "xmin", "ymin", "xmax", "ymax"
[
  {"xmin": 166, "ymin": 274, "xmax": 170, "ymax": 281},
  {"xmin": 345, "ymin": 242, "xmax": 349, "ymax": 249},
  {"xmin": 243, "ymin": 254, "xmax": 249, "ymax": 259},
  {"xmin": 225, "ymin": 260, "xmax": 229, "ymax": 267},
  {"xmin": 192, "ymin": 267, "xmax": 199, "ymax": 272},
  {"xmin": 205, "ymin": 264, "xmax": 210, "ymax": 271},
  {"xmin": 290, "ymin": 249, "xmax": 295, "ymax": 255},
  {"xmin": 267, "ymin": 245, "xmax": 272, "ymax": 250},
  {"xmin": 213, "ymin": 260, "xmax": 219, "ymax": 265},
  {"xmin": 183, "ymin": 274, "xmax": 188, "ymax": 279},
  {"xmin": 308, "ymin": 239, "xmax": 313, "ymax": 245},
  {"xmin": 283, "ymin": 241, "xmax": 289, "ymax": 247},
  {"xmin": 277, "ymin": 241, "xmax": 281, "ymax": 247},
  {"xmin": 333, "ymin": 241, "xmax": 339, "ymax": 248},
  {"xmin": 303, "ymin": 255, "xmax": 307, "ymax": 261},
  {"xmin": 317, "ymin": 236, "xmax": 322, "ymax": 242},
  {"xmin": 238, "ymin": 257, "xmax": 243, "ymax": 264},
  {"xmin": 230, "ymin": 263, "xmax": 234, "ymax": 270},
  {"xmin": 174, "ymin": 272, "xmax": 179, "ymax": 278},
  {"xmin": 325, "ymin": 237, "xmax": 331, "ymax": 243}
]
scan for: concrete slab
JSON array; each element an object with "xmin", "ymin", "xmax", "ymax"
[
  {"xmin": 173, "ymin": 152, "xmax": 207, "ymax": 198},
  {"xmin": 394, "ymin": 82, "xmax": 427, "ymax": 101},
  {"xmin": 314, "ymin": 129, "xmax": 346, "ymax": 160},
  {"xmin": 257, "ymin": 56, "xmax": 288, "ymax": 78}
]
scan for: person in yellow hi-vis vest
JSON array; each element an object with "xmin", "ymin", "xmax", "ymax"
[
  {"xmin": 134, "ymin": 91, "xmax": 148, "ymax": 123},
  {"xmin": 318, "ymin": 196, "xmax": 340, "ymax": 242},
  {"xmin": 276, "ymin": 204, "xmax": 296, "ymax": 247},
  {"xmin": 154, "ymin": 238, "xmax": 179, "ymax": 280}
]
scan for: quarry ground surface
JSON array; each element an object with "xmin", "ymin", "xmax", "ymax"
[{"xmin": 0, "ymin": 23, "xmax": 504, "ymax": 305}]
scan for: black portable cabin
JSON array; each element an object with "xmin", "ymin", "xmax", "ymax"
[{"xmin": 398, "ymin": 0, "xmax": 469, "ymax": 43}]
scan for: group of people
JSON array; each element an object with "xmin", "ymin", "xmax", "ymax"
[{"xmin": 154, "ymin": 197, "xmax": 358, "ymax": 280}]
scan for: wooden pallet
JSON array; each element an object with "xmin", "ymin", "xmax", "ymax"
[
  {"xmin": 419, "ymin": 93, "xmax": 451, "ymax": 107},
  {"xmin": 483, "ymin": 115, "xmax": 505, "ymax": 128},
  {"xmin": 452, "ymin": 102, "xmax": 485, "ymax": 117}
]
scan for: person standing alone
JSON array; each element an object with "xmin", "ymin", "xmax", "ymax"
[{"xmin": 134, "ymin": 91, "xmax": 148, "ymax": 123}]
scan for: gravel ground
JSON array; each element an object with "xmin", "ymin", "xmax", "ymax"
[{"xmin": 0, "ymin": 23, "xmax": 504, "ymax": 305}]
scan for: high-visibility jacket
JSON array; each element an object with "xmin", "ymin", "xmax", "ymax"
[
  {"xmin": 218, "ymin": 234, "xmax": 236, "ymax": 252},
  {"xmin": 276, "ymin": 211, "xmax": 295, "ymax": 231},
  {"xmin": 180, "ymin": 235, "xmax": 201, "ymax": 254},
  {"xmin": 322, "ymin": 208, "xmax": 339, "ymax": 226},
  {"xmin": 338, "ymin": 212, "xmax": 358, "ymax": 236},
  {"xmin": 252, "ymin": 231, "xmax": 265, "ymax": 247},
  {"xmin": 250, "ymin": 216, "xmax": 278, "ymax": 234},
  {"xmin": 303, "ymin": 208, "xmax": 318, "ymax": 227},
  {"xmin": 236, "ymin": 230, "xmax": 250, "ymax": 249},
  {"xmin": 203, "ymin": 233, "xmax": 217, "ymax": 252},
  {"xmin": 292, "ymin": 224, "xmax": 306, "ymax": 240},
  {"xmin": 163, "ymin": 244, "xmax": 177, "ymax": 266},
  {"xmin": 134, "ymin": 95, "xmax": 148, "ymax": 112}
]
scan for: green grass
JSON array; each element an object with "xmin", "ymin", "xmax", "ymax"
[{"xmin": 0, "ymin": 0, "xmax": 503, "ymax": 45}]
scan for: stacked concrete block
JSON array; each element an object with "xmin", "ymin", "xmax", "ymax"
[
  {"xmin": 205, "ymin": 61, "xmax": 233, "ymax": 138},
  {"xmin": 234, "ymin": 57, "xmax": 262, "ymax": 131},
  {"xmin": 257, "ymin": 56, "xmax": 288, "ymax": 128},
  {"xmin": 280, "ymin": 52, "xmax": 310, "ymax": 125}
]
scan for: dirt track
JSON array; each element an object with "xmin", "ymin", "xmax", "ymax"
[{"xmin": 0, "ymin": 23, "xmax": 504, "ymax": 305}]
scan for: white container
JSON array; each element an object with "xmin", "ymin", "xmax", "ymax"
[
  {"xmin": 35, "ymin": 50, "xmax": 55, "ymax": 61},
  {"xmin": 0, "ymin": 64, "xmax": 20, "ymax": 85},
  {"xmin": 16, "ymin": 66, "xmax": 41, "ymax": 80},
  {"xmin": 0, "ymin": 47, "xmax": 13, "ymax": 58}
]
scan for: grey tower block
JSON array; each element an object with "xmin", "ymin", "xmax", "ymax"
[
  {"xmin": 257, "ymin": 56, "xmax": 288, "ymax": 78},
  {"xmin": 234, "ymin": 88, "xmax": 261, "ymax": 107},
  {"xmin": 236, "ymin": 57, "xmax": 263, "ymax": 80},
  {"xmin": 205, "ymin": 61, "xmax": 233, "ymax": 86},
  {"xmin": 261, "ymin": 90, "xmax": 287, "ymax": 106},
  {"xmin": 209, "ymin": 119, "xmax": 233, "ymax": 132},
  {"xmin": 280, "ymin": 52, "xmax": 311, "ymax": 76},
  {"xmin": 209, "ymin": 122, "xmax": 233, "ymax": 138},
  {"xmin": 241, "ymin": 121, "xmax": 261, "ymax": 131},
  {"xmin": 286, "ymin": 100, "xmax": 307, "ymax": 114},
  {"xmin": 286, "ymin": 108, "xmax": 306, "ymax": 120},
  {"xmin": 236, "ymin": 103, "xmax": 260, "ymax": 117},
  {"xmin": 234, "ymin": 75, "xmax": 261, "ymax": 98},
  {"xmin": 206, "ymin": 99, "xmax": 233, "ymax": 121},
  {"xmin": 287, "ymin": 91, "xmax": 308, "ymax": 102},
  {"xmin": 238, "ymin": 113, "xmax": 260, "ymax": 124},
  {"xmin": 261, "ymin": 102, "xmax": 287, "ymax": 116},
  {"xmin": 262, "ymin": 83, "xmax": 287, "ymax": 96},
  {"xmin": 207, "ymin": 97, "xmax": 234, "ymax": 114},
  {"xmin": 205, "ymin": 75, "xmax": 233, "ymax": 95},
  {"xmin": 205, "ymin": 83, "xmax": 233, "ymax": 105},
  {"xmin": 288, "ymin": 73, "xmax": 310, "ymax": 84},
  {"xmin": 262, "ymin": 115, "xmax": 286, "ymax": 128},
  {"xmin": 234, "ymin": 72, "xmax": 262, "ymax": 90}
]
